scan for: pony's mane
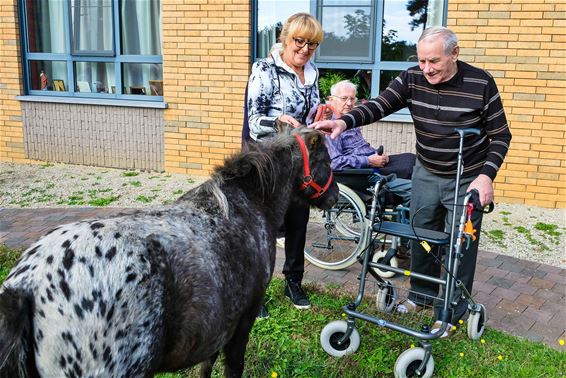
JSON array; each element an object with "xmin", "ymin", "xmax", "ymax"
[{"xmin": 187, "ymin": 128, "xmax": 317, "ymax": 218}]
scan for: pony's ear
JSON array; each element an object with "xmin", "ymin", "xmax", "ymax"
[
  {"xmin": 304, "ymin": 130, "xmax": 323, "ymax": 150},
  {"xmin": 275, "ymin": 118, "xmax": 293, "ymax": 135}
]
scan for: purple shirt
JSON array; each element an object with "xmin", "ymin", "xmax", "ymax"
[{"xmin": 326, "ymin": 128, "xmax": 377, "ymax": 170}]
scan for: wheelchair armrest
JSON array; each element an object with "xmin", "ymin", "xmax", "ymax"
[
  {"xmin": 333, "ymin": 168, "xmax": 374, "ymax": 176},
  {"xmin": 373, "ymin": 221, "xmax": 450, "ymax": 245}
]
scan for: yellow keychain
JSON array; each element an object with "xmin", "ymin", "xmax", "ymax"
[{"xmin": 464, "ymin": 219, "xmax": 476, "ymax": 241}]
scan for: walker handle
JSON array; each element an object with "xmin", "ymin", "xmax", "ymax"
[
  {"xmin": 468, "ymin": 189, "xmax": 494, "ymax": 213},
  {"xmin": 454, "ymin": 128, "xmax": 481, "ymax": 137}
]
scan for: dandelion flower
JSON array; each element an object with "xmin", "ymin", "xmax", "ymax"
[
  {"xmin": 271, "ymin": 372, "xmax": 278, "ymax": 378},
  {"xmin": 480, "ymin": 339, "xmax": 485, "ymax": 344},
  {"xmin": 560, "ymin": 339, "xmax": 565, "ymax": 346},
  {"xmin": 410, "ymin": 344, "xmax": 415, "ymax": 348},
  {"xmin": 459, "ymin": 352, "xmax": 464, "ymax": 357},
  {"xmin": 458, "ymin": 319, "xmax": 464, "ymax": 325},
  {"xmin": 497, "ymin": 355, "xmax": 503, "ymax": 361}
]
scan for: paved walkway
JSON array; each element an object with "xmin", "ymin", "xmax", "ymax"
[{"xmin": 1, "ymin": 207, "xmax": 564, "ymax": 350}]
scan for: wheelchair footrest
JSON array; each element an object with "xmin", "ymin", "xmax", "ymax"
[{"xmin": 373, "ymin": 221, "xmax": 450, "ymax": 245}]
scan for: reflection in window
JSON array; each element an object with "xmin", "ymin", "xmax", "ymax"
[
  {"xmin": 26, "ymin": 0, "xmax": 66, "ymax": 53},
  {"xmin": 319, "ymin": 68, "xmax": 372, "ymax": 101},
  {"xmin": 256, "ymin": 0, "xmax": 309, "ymax": 58},
  {"xmin": 122, "ymin": 63, "xmax": 163, "ymax": 96},
  {"xmin": 318, "ymin": 2, "xmax": 374, "ymax": 62},
  {"xmin": 381, "ymin": 0, "xmax": 445, "ymax": 61},
  {"xmin": 29, "ymin": 61, "xmax": 67, "ymax": 91},
  {"xmin": 121, "ymin": 0, "xmax": 162, "ymax": 55},
  {"xmin": 75, "ymin": 62, "xmax": 115, "ymax": 93},
  {"xmin": 380, "ymin": 70, "xmax": 401, "ymax": 92},
  {"xmin": 71, "ymin": 0, "xmax": 113, "ymax": 55}
]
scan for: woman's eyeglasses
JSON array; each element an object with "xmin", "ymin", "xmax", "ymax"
[
  {"xmin": 333, "ymin": 96, "xmax": 357, "ymax": 103},
  {"xmin": 293, "ymin": 37, "xmax": 319, "ymax": 51}
]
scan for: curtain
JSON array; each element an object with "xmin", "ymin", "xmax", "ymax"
[{"xmin": 121, "ymin": 0, "xmax": 162, "ymax": 93}]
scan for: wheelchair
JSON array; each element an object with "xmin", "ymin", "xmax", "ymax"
[{"xmin": 304, "ymin": 168, "xmax": 410, "ymax": 277}]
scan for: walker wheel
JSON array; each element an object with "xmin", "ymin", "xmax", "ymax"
[
  {"xmin": 376, "ymin": 281, "xmax": 397, "ymax": 312},
  {"xmin": 394, "ymin": 347, "xmax": 435, "ymax": 378},
  {"xmin": 371, "ymin": 250, "xmax": 398, "ymax": 278},
  {"xmin": 320, "ymin": 320, "xmax": 360, "ymax": 357},
  {"xmin": 467, "ymin": 303, "xmax": 487, "ymax": 340}
]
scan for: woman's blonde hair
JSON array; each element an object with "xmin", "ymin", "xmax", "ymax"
[{"xmin": 279, "ymin": 13, "xmax": 324, "ymax": 49}]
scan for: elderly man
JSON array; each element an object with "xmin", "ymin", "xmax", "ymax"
[
  {"xmin": 313, "ymin": 27, "xmax": 512, "ymax": 336},
  {"xmin": 324, "ymin": 80, "xmax": 413, "ymax": 207}
]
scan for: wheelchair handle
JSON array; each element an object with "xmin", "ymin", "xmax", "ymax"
[
  {"xmin": 376, "ymin": 145, "xmax": 384, "ymax": 156},
  {"xmin": 454, "ymin": 128, "xmax": 481, "ymax": 137}
]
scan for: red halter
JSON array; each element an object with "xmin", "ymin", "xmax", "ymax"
[{"xmin": 294, "ymin": 133, "xmax": 334, "ymax": 199}]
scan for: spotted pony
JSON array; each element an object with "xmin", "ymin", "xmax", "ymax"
[{"xmin": 0, "ymin": 127, "xmax": 338, "ymax": 378}]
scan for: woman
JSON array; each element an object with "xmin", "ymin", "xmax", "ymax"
[{"xmin": 247, "ymin": 13, "xmax": 324, "ymax": 313}]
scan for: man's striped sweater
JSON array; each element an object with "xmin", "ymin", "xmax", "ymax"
[{"xmin": 340, "ymin": 61, "xmax": 512, "ymax": 180}]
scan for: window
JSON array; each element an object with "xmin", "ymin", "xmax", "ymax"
[
  {"xmin": 317, "ymin": 0, "xmax": 375, "ymax": 63},
  {"xmin": 21, "ymin": 0, "xmax": 163, "ymax": 101},
  {"xmin": 253, "ymin": 0, "xmax": 446, "ymax": 105}
]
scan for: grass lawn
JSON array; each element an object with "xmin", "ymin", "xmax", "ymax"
[{"xmin": 1, "ymin": 245, "xmax": 564, "ymax": 377}]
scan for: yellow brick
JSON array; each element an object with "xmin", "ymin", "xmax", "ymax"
[
  {"xmin": 502, "ymin": 190, "xmax": 534, "ymax": 199},
  {"xmin": 524, "ymin": 199, "xmax": 557, "ymax": 208}
]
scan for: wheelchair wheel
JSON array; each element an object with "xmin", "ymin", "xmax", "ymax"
[
  {"xmin": 467, "ymin": 304, "xmax": 487, "ymax": 340},
  {"xmin": 376, "ymin": 280, "xmax": 397, "ymax": 312},
  {"xmin": 394, "ymin": 347, "xmax": 434, "ymax": 378},
  {"xmin": 371, "ymin": 250, "xmax": 399, "ymax": 278},
  {"xmin": 304, "ymin": 183, "xmax": 368, "ymax": 270},
  {"xmin": 320, "ymin": 320, "xmax": 360, "ymax": 357}
]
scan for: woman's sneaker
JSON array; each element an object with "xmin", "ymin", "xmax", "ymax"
[
  {"xmin": 256, "ymin": 304, "xmax": 270, "ymax": 320},
  {"xmin": 284, "ymin": 280, "xmax": 311, "ymax": 309}
]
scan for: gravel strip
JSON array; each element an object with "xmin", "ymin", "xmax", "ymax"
[{"xmin": 1, "ymin": 161, "xmax": 565, "ymax": 268}]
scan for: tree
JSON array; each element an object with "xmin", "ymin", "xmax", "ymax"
[{"xmin": 406, "ymin": 0, "xmax": 429, "ymax": 32}]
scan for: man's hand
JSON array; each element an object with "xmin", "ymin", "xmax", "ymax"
[
  {"xmin": 368, "ymin": 153, "xmax": 389, "ymax": 168},
  {"xmin": 467, "ymin": 174, "xmax": 494, "ymax": 207},
  {"xmin": 310, "ymin": 119, "xmax": 347, "ymax": 139}
]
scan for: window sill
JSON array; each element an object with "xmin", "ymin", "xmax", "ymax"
[{"xmin": 16, "ymin": 95, "xmax": 168, "ymax": 109}]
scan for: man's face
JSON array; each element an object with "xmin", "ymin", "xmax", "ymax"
[
  {"xmin": 417, "ymin": 36, "xmax": 459, "ymax": 85},
  {"xmin": 328, "ymin": 86, "xmax": 357, "ymax": 115}
]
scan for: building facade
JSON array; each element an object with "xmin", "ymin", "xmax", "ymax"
[{"xmin": 0, "ymin": 0, "xmax": 564, "ymax": 208}]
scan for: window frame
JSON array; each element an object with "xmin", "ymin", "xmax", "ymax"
[
  {"xmin": 19, "ymin": 0, "xmax": 163, "ymax": 103},
  {"xmin": 251, "ymin": 0, "xmax": 448, "ymax": 120}
]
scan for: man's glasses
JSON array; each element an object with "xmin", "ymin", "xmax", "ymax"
[
  {"xmin": 333, "ymin": 96, "xmax": 357, "ymax": 103},
  {"xmin": 293, "ymin": 37, "xmax": 319, "ymax": 51}
]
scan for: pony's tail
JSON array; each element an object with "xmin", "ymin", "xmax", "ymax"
[{"xmin": 0, "ymin": 288, "xmax": 36, "ymax": 378}]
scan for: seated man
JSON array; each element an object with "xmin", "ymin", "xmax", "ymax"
[{"xmin": 324, "ymin": 80, "xmax": 414, "ymax": 207}]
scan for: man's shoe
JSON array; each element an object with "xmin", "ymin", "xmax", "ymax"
[
  {"xmin": 430, "ymin": 320, "xmax": 456, "ymax": 338},
  {"xmin": 256, "ymin": 304, "xmax": 270, "ymax": 320},
  {"xmin": 284, "ymin": 280, "xmax": 311, "ymax": 309},
  {"xmin": 395, "ymin": 299, "xmax": 425, "ymax": 314}
]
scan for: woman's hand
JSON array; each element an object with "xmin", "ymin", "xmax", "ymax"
[
  {"xmin": 309, "ymin": 119, "xmax": 347, "ymax": 139},
  {"xmin": 278, "ymin": 114, "xmax": 302, "ymax": 128}
]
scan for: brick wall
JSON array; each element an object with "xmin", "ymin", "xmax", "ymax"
[
  {"xmin": 361, "ymin": 122, "xmax": 416, "ymax": 155},
  {"xmin": 447, "ymin": 0, "xmax": 566, "ymax": 208},
  {"xmin": 161, "ymin": 0, "xmax": 250, "ymax": 175},
  {"xmin": 22, "ymin": 102, "xmax": 164, "ymax": 171},
  {"xmin": 0, "ymin": 1, "xmax": 25, "ymax": 162}
]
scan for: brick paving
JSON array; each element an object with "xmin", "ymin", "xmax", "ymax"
[{"xmin": 1, "ymin": 207, "xmax": 564, "ymax": 350}]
